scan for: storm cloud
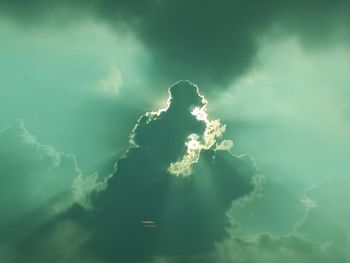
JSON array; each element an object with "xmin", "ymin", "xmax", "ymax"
[
  {"xmin": 13, "ymin": 81, "xmax": 259, "ymax": 262},
  {"xmin": 1, "ymin": 1, "xmax": 350, "ymax": 90},
  {"xmin": 1, "ymin": 1, "xmax": 350, "ymax": 262}
]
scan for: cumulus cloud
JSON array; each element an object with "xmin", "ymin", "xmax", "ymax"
[
  {"xmin": 227, "ymin": 176, "xmax": 350, "ymax": 263},
  {"xmin": 213, "ymin": 233, "xmax": 344, "ymax": 263},
  {"xmin": 14, "ymin": 81, "xmax": 259, "ymax": 262},
  {"xmin": 0, "ymin": 119, "xmax": 102, "ymax": 247},
  {"xmin": 167, "ymin": 88, "xmax": 228, "ymax": 176},
  {"xmin": 145, "ymin": 232, "xmax": 347, "ymax": 263},
  {"xmin": 0, "ymin": 120, "xmax": 78, "ymax": 225}
]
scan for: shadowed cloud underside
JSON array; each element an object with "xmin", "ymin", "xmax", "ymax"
[
  {"xmin": 18, "ymin": 81, "xmax": 259, "ymax": 262},
  {"xmin": 1, "ymin": 0, "xmax": 350, "ymax": 89}
]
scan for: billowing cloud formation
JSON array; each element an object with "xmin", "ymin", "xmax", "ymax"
[
  {"xmin": 0, "ymin": 119, "xmax": 103, "ymax": 257},
  {"xmin": 1, "ymin": 1, "xmax": 349, "ymax": 89},
  {"xmin": 0, "ymin": 120, "xmax": 78, "ymax": 226},
  {"xmin": 16, "ymin": 81, "xmax": 259, "ymax": 262}
]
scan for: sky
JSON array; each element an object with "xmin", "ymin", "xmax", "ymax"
[{"xmin": 0, "ymin": 1, "xmax": 350, "ymax": 262}]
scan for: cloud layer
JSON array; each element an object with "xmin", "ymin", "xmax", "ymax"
[{"xmin": 1, "ymin": 1, "xmax": 350, "ymax": 89}]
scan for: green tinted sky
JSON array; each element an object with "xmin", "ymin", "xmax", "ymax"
[{"xmin": 0, "ymin": 1, "xmax": 350, "ymax": 262}]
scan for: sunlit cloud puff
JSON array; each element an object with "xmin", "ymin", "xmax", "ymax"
[{"xmin": 98, "ymin": 66, "xmax": 123, "ymax": 95}]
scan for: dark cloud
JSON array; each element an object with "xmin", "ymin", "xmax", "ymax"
[
  {"xmin": 1, "ymin": 1, "xmax": 350, "ymax": 90},
  {"xmin": 14, "ymin": 81, "xmax": 258, "ymax": 262}
]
